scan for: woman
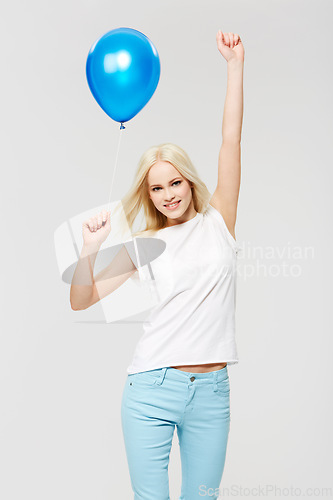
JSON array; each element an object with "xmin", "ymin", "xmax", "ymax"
[{"xmin": 70, "ymin": 30, "xmax": 244, "ymax": 500}]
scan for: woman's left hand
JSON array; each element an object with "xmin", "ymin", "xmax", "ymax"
[{"xmin": 216, "ymin": 31, "xmax": 244, "ymax": 63}]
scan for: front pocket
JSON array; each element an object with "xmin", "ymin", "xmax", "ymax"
[
  {"xmin": 128, "ymin": 372, "xmax": 159, "ymax": 388},
  {"xmin": 215, "ymin": 378, "xmax": 230, "ymax": 397}
]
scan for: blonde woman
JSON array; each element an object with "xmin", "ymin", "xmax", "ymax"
[{"xmin": 70, "ymin": 30, "xmax": 244, "ymax": 500}]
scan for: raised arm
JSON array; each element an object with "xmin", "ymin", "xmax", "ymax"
[
  {"xmin": 70, "ymin": 210, "xmax": 138, "ymax": 310},
  {"xmin": 70, "ymin": 243, "xmax": 137, "ymax": 310},
  {"xmin": 209, "ymin": 31, "xmax": 244, "ymax": 240}
]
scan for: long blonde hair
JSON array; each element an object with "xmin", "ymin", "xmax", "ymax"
[{"xmin": 114, "ymin": 143, "xmax": 212, "ymax": 238}]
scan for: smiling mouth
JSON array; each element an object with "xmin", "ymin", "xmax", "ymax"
[{"xmin": 164, "ymin": 200, "xmax": 181, "ymax": 208}]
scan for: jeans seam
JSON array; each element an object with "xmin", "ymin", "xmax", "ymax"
[{"xmin": 177, "ymin": 393, "xmax": 189, "ymax": 425}]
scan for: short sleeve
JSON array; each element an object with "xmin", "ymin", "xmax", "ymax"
[
  {"xmin": 123, "ymin": 238, "xmax": 152, "ymax": 283},
  {"xmin": 206, "ymin": 203, "xmax": 242, "ymax": 255}
]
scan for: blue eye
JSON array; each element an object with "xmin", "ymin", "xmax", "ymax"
[{"xmin": 152, "ymin": 180, "xmax": 181, "ymax": 192}]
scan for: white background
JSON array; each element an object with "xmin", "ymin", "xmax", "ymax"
[{"xmin": 1, "ymin": 0, "xmax": 332, "ymax": 498}]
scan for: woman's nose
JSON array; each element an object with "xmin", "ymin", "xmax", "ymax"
[{"xmin": 165, "ymin": 195, "xmax": 176, "ymax": 202}]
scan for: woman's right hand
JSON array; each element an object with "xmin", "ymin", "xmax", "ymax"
[{"xmin": 82, "ymin": 210, "xmax": 111, "ymax": 247}]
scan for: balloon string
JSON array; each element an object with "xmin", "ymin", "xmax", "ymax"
[
  {"xmin": 103, "ymin": 122, "xmax": 159, "ymax": 303},
  {"xmin": 106, "ymin": 122, "xmax": 125, "ymax": 212}
]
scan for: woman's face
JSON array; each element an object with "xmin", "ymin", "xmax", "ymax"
[{"xmin": 147, "ymin": 161, "xmax": 194, "ymax": 220}]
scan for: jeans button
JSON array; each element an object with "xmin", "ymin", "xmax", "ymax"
[{"xmin": 190, "ymin": 376, "xmax": 195, "ymax": 382}]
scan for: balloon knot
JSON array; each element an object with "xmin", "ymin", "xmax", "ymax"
[{"xmin": 120, "ymin": 123, "xmax": 126, "ymax": 130}]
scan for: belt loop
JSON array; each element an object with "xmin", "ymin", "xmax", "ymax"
[
  {"xmin": 213, "ymin": 371, "xmax": 218, "ymax": 392},
  {"xmin": 156, "ymin": 367, "xmax": 167, "ymax": 385}
]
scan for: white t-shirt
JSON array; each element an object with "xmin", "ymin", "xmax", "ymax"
[{"xmin": 126, "ymin": 203, "xmax": 241, "ymax": 374}]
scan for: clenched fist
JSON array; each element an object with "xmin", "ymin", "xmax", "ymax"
[
  {"xmin": 216, "ymin": 31, "xmax": 244, "ymax": 63},
  {"xmin": 82, "ymin": 209, "xmax": 111, "ymax": 247}
]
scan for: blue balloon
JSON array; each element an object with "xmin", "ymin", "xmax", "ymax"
[{"xmin": 86, "ymin": 27, "xmax": 161, "ymax": 126}]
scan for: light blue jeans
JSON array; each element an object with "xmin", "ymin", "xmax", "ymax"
[{"xmin": 121, "ymin": 365, "xmax": 231, "ymax": 499}]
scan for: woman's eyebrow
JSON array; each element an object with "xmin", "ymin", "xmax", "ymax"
[{"xmin": 150, "ymin": 177, "xmax": 182, "ymax": 188}]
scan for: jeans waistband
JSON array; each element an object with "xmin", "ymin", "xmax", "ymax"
[{"xmin": 133, "ymin": 365, "xmax": 229, "ymax": 385}]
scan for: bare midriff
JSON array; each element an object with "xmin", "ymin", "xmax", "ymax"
[{"xmin": 170, "ymin": 362, "xmax": 227, "ymax": 373}]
